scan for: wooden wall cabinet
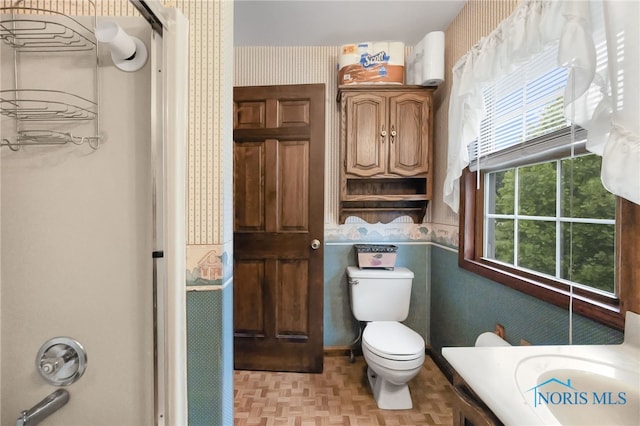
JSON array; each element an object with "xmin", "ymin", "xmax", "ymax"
[{"xmin": 338, "ymin": 85, "xmax": 435, "ymax": 224}]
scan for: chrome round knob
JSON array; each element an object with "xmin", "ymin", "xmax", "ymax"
[
  {"xmin": 36, "ymin": 337, "xmax": 87, "ymax": 386},
  {"xmin": 310, "ymin": 239, "xmax": 321, "ymax": 250}
]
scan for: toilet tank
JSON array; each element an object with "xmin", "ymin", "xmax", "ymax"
[{"xmin": 346, "ymin": 266, "xmax": 414, "ymax": 322}]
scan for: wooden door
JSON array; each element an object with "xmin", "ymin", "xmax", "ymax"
[
  {"xmin": 344, "ymin": 92, "xmax": 387, "ymax": 177},
  {"xmin": 233, "ymin": 84, "xmax": 325, "ymax": 373},
  {"xmin": 388, "ymin": 92, "xmax": 431, "ymax": 176}
]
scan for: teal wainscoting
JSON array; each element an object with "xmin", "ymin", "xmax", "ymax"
[
  {"xmin": 324, "ymin": 243, "xmax": 430, "ymax": 348},
  {"xmin": 429, "ymin": 244, "xmax": 623, "ymax": 356},
  {"xmin": 187, "ymin": 284, "xmax": 234, "ymax": 426}
]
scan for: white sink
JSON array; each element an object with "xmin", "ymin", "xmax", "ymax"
[
  {"xmin": 443, "ymin": 311, "xmax": 640, "ymax": 425},
  {"xmin": 515, "ymin": 354, "xmax": 640, "ymax": 425}
]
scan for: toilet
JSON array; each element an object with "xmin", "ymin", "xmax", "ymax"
[{"xmin": 346, "ymin": 266, "xmax": 425, "ymax": 410}]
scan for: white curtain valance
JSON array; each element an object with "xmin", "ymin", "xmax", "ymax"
[{"xmin": 444, "ymin": 0, "xmax": 640, "ymax": 213}]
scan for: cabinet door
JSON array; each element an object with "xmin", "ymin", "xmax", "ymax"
[
  {"xmin": 344, "ymin": 93, "xmax": 387, "ymax": 177},
  {"xmin": 388, "ymin": 92, "xmax": 431, "ymax": 176}
]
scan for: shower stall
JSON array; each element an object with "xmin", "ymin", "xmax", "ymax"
[{"xmin": 0, "ymin": 1, "xmax": 187, "ymax": 424}]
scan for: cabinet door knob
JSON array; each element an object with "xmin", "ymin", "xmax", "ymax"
[
  {"xmin": 390, "ymin": 125, "xmax": 397, "ymax": 143},
  {"xmin": 310, "ymin": 239, "xmax": 321, "ymax": 250},
  {"xmin": 380, "ymin": 125, "xmax": 387, "ymax": 143}
]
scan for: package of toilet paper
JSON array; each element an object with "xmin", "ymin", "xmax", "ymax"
[{"xmin": 338, "ymin": 41, "xmax": 405, "ymax": 85}]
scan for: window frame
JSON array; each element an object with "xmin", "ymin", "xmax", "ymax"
[{"xmin": 459, "ymin": 167, "xmax": 640, "ymax": 331}]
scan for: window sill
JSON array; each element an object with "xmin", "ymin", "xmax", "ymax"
[
  {"xmin": 458, "ymin": 256, "xmax": 625, "ymax": 330},
  {"xmin": 458, "ymin": 167, "xmax": 640, "ymax": 332}
]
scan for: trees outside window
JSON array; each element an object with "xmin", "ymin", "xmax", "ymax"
[{"xmin": 485, "ymin": 154, "xmax": 616, "ymax": 295}]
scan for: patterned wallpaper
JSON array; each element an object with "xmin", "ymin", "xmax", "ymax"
[
  {"xmin": 431, "ymin": 0, "xmax": 520, "ymax": 226},
  {"xmin": 174, "ymin": 0, "xmax": 232, "ymax": 247}
]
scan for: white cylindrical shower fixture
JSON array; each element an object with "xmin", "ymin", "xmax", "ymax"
[{"xmin": 95, "ymin": 20, "xmax": 148, "ymax": 72}]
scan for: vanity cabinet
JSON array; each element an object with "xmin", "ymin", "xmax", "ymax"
[
  {"xmin": 338, "ymin": 85, "xmax": 434, "ymax": 223},
  {"xmin": 452, "ymin": 373, "xmax": 502, "ymax": 426}
]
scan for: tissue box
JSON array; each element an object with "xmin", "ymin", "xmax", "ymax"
[
  {"xmin": 354, "ymin": 244, "xmax": 398, "ymax": 269},
  {"xmin": 338, "ymin": 41, "xmax": 405, "ymax": 85}
]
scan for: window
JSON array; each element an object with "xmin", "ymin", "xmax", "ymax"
[
  {"xmin": 461, "ymin": 166, "xmax": 638, "ymax": 330},
  {"xmin": 485, "ymin": 154, "xmax": 616, "ymax": 295},
  {"xmin": 459, "ymin": 46, "xmax": 639, "ymax": 330},
  {"xmin": 447, "ymin": 1, "xmax": 640, "ymax": 330}
]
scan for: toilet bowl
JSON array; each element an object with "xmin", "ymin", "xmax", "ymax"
[{"xmin": 362, "ymin": 321, "xmax": 425, "ymax": 409}]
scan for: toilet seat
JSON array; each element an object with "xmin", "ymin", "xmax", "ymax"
[{"xmin": 363, "ymin": 321, "xmax": 425, "ymax": 362}]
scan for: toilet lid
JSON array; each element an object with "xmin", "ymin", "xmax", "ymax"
[{"xmin": 363, "ymin": 321, "xmax": 425, "ymax": 357}]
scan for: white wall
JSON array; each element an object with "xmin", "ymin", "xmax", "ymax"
[{"xmin": 0, "ymin": 18, "xmax": 154, "ymax": 425}]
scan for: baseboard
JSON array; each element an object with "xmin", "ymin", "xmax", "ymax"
[{"xmin": 324, "ymin": 345, "xmax": 362, "ymax": 357}]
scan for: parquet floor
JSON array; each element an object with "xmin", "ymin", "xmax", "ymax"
[{"xmin": 234, "ymin": 354, "xmax": 455, "ymax": 425}]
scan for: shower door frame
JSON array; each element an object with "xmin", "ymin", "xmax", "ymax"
[{"xmin": 129, "ymin": 2, "xmax": 188, "ymax": 425}]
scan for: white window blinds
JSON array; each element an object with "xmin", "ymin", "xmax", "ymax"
[
  {"xmin": 444, "ymin": 0, "xmax": 640, "ymax": 212},
  {"xmin": 469, "ymin": 45, "xmax": 574, "ymax": 172}
]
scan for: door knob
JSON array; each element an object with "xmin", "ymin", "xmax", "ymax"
[{"xmin": 310, "ymin": 239, "xmax": 321, "ymax": 250}]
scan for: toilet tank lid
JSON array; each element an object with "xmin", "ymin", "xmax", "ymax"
[{"xmin": 346, "ymin": 266, "xmax": 414, "ymax": 279}]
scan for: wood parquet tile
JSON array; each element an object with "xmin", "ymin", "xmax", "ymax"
[{"xmin": 234, "ymin": 355, "xmax": 455, "ymax": 426}]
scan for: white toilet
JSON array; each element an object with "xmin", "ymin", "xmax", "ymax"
[{"xmin": 346, "ymin": 266, "xmax": 425, "ymax": 410}]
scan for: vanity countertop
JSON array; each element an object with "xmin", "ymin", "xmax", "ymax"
[{"xmin": 442, "ymin": 311, "xmax": 640, "ymax": 425}]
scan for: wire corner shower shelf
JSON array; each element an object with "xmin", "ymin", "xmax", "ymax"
[{"xmin": 0, "ymin": 1, "xmax": 100, "ymax": 151}]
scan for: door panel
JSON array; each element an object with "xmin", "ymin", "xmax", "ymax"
[
  {"xmin": 234, "ymin": 260, "xmax": 266, "ymax": 335},
  {"xmin": 234, "ymin": 142, "xmax": 265, "ymax": 231},
  {"xmin": 277, "ymin": 260, "xmax": 309, "ymax": 336},
  {"xmin": 279, "ymin": 141, "xmax": 309, "ymax": 231},
  {"xmin": 388, "ymin": 93, "xmax": 431, "ymax": 176},
  {"xmin": 278, "ymin": 100, "xmax": 310, "ymax": 127},
  {"xmin": 233, "ymin": 84, "xmax": 325, "ymax": 373},
  {"xmin": 345, "ymin": 93, "xmax": 387, "ymax": 176},
  {"xmin": 235, "ymin": 100, "xmax": 267, "ymax": 129}
]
